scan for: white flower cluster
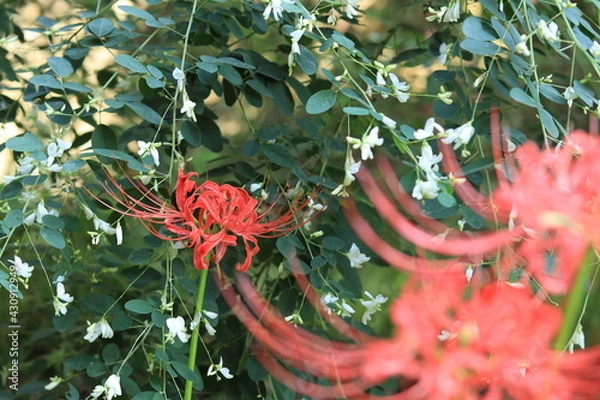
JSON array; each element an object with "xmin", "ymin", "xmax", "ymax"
[
  {"xmin": 320, "ymin": 292, "xmax": 355, "ymax": 318},
  {"xmin": 84, "ymin": 318, "xmax": 114, "ymax": 342},
  {"xmin": 426, "ymin": 1, "xmax": 461, "ymax": 23},
  {"xmin": 411, "ymin": 118, "xmax": 475, "ymax": 200},
  {"xmin": 82, "ymin": 204, "xmax": 123, "ymax": 245},
  {"xmin": 91, "ymin": 374, "xmax": 121, "ymax": 400},
  {"xmin": 173, "ymin": 67, "xmax": 197, "ymax": 122},
  {"xmin": 5, "ymin": 138, "xmax": 72, "ymax": 182},
  {"xmin": 53, "ymin": 276, "xmax": 74, "ymax": 316}
]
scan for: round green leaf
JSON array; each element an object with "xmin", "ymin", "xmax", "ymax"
[
  {"xmin": 47, "ymin": 56, "xmax": 74, "ymax": 77},
  {"xmin": 40, "ymin": 227, "xmax": 67, "ymax": 249},
  {"xmin": 3, "ymin": 209, "xmax": 24, "ymax": 229},
  {"xmin": 6, "ymin": 132, "xmax": 44, "ymax": 152},
  {"xmin": 88, "ymin": 18, "xmax": 115, "ymax": 37},
  {"xmin": 180, "ymin": 120, "xmax": 201, "ymax": 147},
  {"xmin": 125, "ymin": 299, "xmax": 155, "ymax": 314},
  {"xmin": 306, "ymin": 89, "xmax": 337, "ymax": 114}
]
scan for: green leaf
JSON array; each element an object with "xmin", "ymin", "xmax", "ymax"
[
  {"xmin": 64, "ymin": 356, "xmax": 95, "ymax": 371},
  {"xmin": 102, "ymin": 343, "xmax": 120, "ymax": 364},
  {"xmin": 91, "ymin": 124, "xmax": 118, "ymax": 164},
  {"xmin": 509, "ymin": 88, "xmax": 537, "ymax": 108},
  {"xmin": 460, "ymin": 39, "xmax": 504, "ymax": 55},
  {"xmin": 132, "ymin": 392, "xmax": 161, "ymax": 400},
  {"xmin": 296, "ymin": 45, "xmax": 318, "ymax": 75},
  {"xmin": 86, "ymin": 360, "xmax": 108, "ymax": 377},
  {"xmin": 6, "ymin": 132, "xmax": 44, "ymax": 152},
  {"xmin": 437, "ymin": 192, "xmax": 456, "ymax": 208},
  {"xmin": 247, "ymin": 357, "xmax": 269, "ymax": 381},
  {"xmin": 538, "ymin": 107, "xmax": 560, "ymax": 138},
  {"xmin": 197, "ymin": 118, "xmax": 223, "ymax": 152},
  {"xmin": 0, "ymin": 181, "xmax": 23, "ymax": 200},
  {"xmin": 53, "ymin": 308, "xmax": 79, "ymax": 332},
  {"xmin": 128, "ymin": 248, "xmax": 154, "ymax": 264},
  {"xmin": 218, "ymin": 64, "xmax": 243, "ymax": 86},
  {"xmin": 462, "ymin": 16, "xmax": 498, "ymax": 41},
  {"xmin": 262, "ymin": 143, "xmax": 294, "ymax": 167},
  {"xmin": 125, "ymin": 299, "xmax": 155, "ymax": 314},
  {"xmin": 306, "ymin": 90, "xmax": 337, "ymax": 114},
  {"xmin": 171, "ymin": 361, "xmax": 203, "ymax": 386},
  {"xmin": 256, "ymin": 126, "xmax": 291, "ymax": 141},
  {"xmin": 29, "ymin": 74, "xmax": 63, "ymax": 89},
  {"xmin": 66, "ymin": 383, "xmax": 80, "ymax": 400},
  {"xmin": 276, "ymin": 236, "xmax": 297, "ymax": 259},
  {"xmin": 3, "ymin": 209, "xmax": 24, "ymax": 229},
  {"xmin": 40, "ymin": 227, "xmax": 67, "ymax": 249},
  {"xmin": 87, "ymin": 18, "xmax": 115, "ymax": 37},
  {"xmin": 310, "ymin": 256, "xmax": 327, "ymax": 269},
  {"xmin": 42, "ymin": 214, "xmax": 65, "ymax": 230},
  {"xmin": 115, "ymin": 54, "xmax": 148, "ymax": 74},
  {"xmin": 322, "ymin": 236, "xmax": 345, "ymax": 251},
  {"xmin": 63, "ymin": 159, "xmax": 87, "ymax": 173},
  {"xmin": 343, "ymin": 106, "xmax": 370, "ymax": 116},
  {"xmin": 460, "ymin": 204, "xmax": 483, "ymax": 229},
  {"xmin": 125, "ymin": 102, "xmax": 163, "ymax": 125},
  {"xmin": 180, "ymin": 120, "xmax": 201, "ymax": 147},
  {"xmin": 47, "ymin": 56, "xmax": 74, "ymax": 77},
  {"xmin": 64, "ymin": 82, "xmax": 93, "ymax": 93}
]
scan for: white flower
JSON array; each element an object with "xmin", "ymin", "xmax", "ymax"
[
  {"xmin": 344, "ymin": 0, "xmax": 362, "ymax": 19},
  {"xmin": 263, "ymin": 0, "xmax": 291, "ymax": 21},
  {"xmin": 44, "ymin": 376, "xmax": 63, "ymax": 391},
  {"xmin": 412, "ymin": 175, "xmax": 440, "ymax": 200},
  {"xmin": 376, "ymin": 71, "xmax": 386, "ymax": 86},
  {"xmin": 332, "ymin": 152, "xmax": 362, "ymax": 196},
  {"xmin": 93, "ymin": 217, "xmax": 117, "ymax": 235},
  {"xmin": 438, "ymin": 43, "xmax": 448, "ymax": 65},
  {"xmin": 84, "ymin": 318, "xmax": 114, "ymax": 342},
  {"xmin": 290, "ymin": 29, "xmax": 304, "ymax": 55},
  {"xmin": 360, "ymin": 291, "xmax": 388, "ymax": 325},
  {"xmin": 515, "ymin": 35, "xmax": 531, "ymax": 57},
  {"xmin": 564, "ymin": 86, "xmax": 578, "ymax": 107},
  {"xmin": 180, "ymin": 97, "xmax": 197, "ymax": 121},
  {"xmin": 442, "ymin": 0, "xmax": 461, "ymax": 22},
  {"xmin": 538, "ymin": 20, "xmax": 560, "ymax": 43},
  {"xmin": 568, "ymin": 323, "xmax": 585, "ymax": 354},
  {"xmin": 442, "ymin": 121, "xmax": 475, "ymax": 150},
  {"xmin": 320, "ymin": 293, "xmax": 338, "ymax": 315},
  {"xmin": 465, "ymin": 265, "xmax": 474, "ymax": 282},
  {"xmin": 115, "ymin": 222, "xmax": 123, "ymax": 245},
  {"xmin": 426, "ymin": 6, "xmax": 447, "ymax": 23},
  {"xmin": 348, "ymin": 127, "xmax": 384, "ymax": 160},
  {"xmin": 166, "ymin": 316, "xmax": 191, "ymax": 343},
  {"xmin": 172, "ymin": 67, "xmax": 186, "ymax": 92},
  {"xmin": 417, "ymin": 142, "xmax": 443, "ymax": 175},
  {"xmin": 91, "ymin": 374, "xmax": 122, "ymax": 400},
  {"xmin": 414, "ymin": 117, "xmax": 444, "ymax": 140},
  {"xmin": 589, "ymin": 41, "xmax": 600, "ymax": 59},
  {"xmin": 380, "ymin": 113, "xmax": 397, "ymax": 129},
  {"xmin": 53, "ymin": 280, "xmax": 74, "ymax": 316},
  {"xmin": 136, "ymin": 140, "xmax": 160, "ymax": 166},
  {"xmin": 347, "ymin": 243, "xmax": 370, "ymax": 268},
  {"xmin": 207, "ymin": 357, "xmax": 234, "ymax": 380},
  {"xmin": 389, "ymin": 73, "xmax": 410, "ymax": 103},
  {"xmin": 339, "ymin": 300, "xmax": 355, "ymax": 317},
  {"xmin": 16, "ymin": 155, "xmax": 36, "ymax": 174},
  {"xmin": 8, "ymin": 255, "xmax": 34, "ymax": 279}
]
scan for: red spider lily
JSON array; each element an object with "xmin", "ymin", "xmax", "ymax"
[{"xmin": 92, "ymin": 169, "xmax": 311, "ymax": 271}]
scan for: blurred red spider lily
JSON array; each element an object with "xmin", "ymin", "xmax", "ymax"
[
  {"xmin": 90, "ymin": 169, "xmax": 312, "ymax": 271},
  {"xmin": 345, "ymin": 110, "xmax": 600, "ymax": 293},
  {"xmin": 364, "ymin": 275, "xmax": 600, "ymax": 400},
  {"xmin": 439, "ymin": 118, "xmax": 600, "ymax": 293},
  {"xmin": 218, "ymin": 268, "xmax": 600, "ymax": 399}
]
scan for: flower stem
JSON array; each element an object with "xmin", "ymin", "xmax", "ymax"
[
  {"xmin": 553, "ymin": 246, "xmax": 595, "ymax": 352},
  {"xmin": 184, "ymin": 268, "xmax": 209, "ymax": 400}
]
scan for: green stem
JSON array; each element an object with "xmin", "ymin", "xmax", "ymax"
[
  {"xmin": 184, "ymin": 268, "xmax": 209, "ymax": 400},
  {"xmin": 553, "ymin": 246, "xmax": 595, "ymax": 352}
]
